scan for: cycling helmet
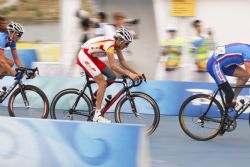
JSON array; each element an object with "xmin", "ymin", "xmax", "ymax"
[
  {"xmin": 7, "ymin": 21, "xmax": 24, "ymax": 34},
  {"xmin": 114, "ymin": 27, "xmax": 133, "ymax": 42}
]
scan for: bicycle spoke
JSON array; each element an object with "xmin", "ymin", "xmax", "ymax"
[
  {"xmin": 51, "ymin": 90, "xmax": 92, "ymax": 121},
  {"xmin": 179, "ymin": 94, "xmax": 223, "ymax": 141},
  {"xmin": 10, "ymin": 89, "xmax": 48, "ymax": 118},
  {"xmin": 116, "ymin": 93, "xmax": 160, "ymax": 135}
]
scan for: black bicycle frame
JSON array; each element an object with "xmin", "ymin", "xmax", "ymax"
[
  {"xmin": 231, "ymin": 84, "xmax": 250, "ymax": 119},
  {"xmin": 202, "ymin": 84, "xmax": 250, "ymax": 120},
  {"xmin": 72, "ymin": 74, "xmax": 133, "ymax": 114},
  {"xmin": 0, "ymin": 80, "xmax": 22, "ymax": 103}
]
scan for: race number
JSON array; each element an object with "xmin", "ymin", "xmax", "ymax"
[{"xmin": 215, "ymin": 46, "xmax": 225, "ymax": 56}]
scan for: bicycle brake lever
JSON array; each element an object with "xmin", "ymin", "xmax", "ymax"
[{"xmin": 35, "ymin": 67, "xmax": 39, "ymax": 76}]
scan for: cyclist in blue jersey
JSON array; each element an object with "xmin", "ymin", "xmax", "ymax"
[
  {"xmin": 207, "ymin": 43, "xmax": 250, "ymax": 109},
  {"xmin": 0, "ymin": 22, "xmax": 24, "ymax": 80}
]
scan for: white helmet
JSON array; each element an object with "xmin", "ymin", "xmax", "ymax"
[
  {"xmin": 7, "ymin": 21, "xmax": 24, "ymax": 34},
  {"xmin": 114, "ymin": 27, "xmax": 133, "ymax": 42},
  {"xmin": 166, "ymin": 24, "xmax": 177, "ymax": 32}
]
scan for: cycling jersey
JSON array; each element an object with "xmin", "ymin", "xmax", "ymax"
[
  {"xmin": 207, "ymin": 43, "xmax": 250, "ymax": 85},
  {"xmin": 77, "ymin": 36, "xmax": 115, "ymax": 78},
  {"xmin": 0, "ymin": 32, "xmax": 16, "ymax": 51},
  {"xmin": 81, "ymin": 36, "xmax": 115, "ymax": 57}
]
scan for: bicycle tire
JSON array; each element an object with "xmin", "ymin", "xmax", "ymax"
[
  {"xmin": 249, "ymin": 111, "xmax": 250, "ymax": 127},
  {"xmin": 179, "ymin": 94, "xmax": 225, "ymax": 141},
  {"xmin": 8, "ymin": 85, "xmax": 49, "ymax": 118},
  {"xmin": 50, "ymin": 88, "xmax": 93, "ymax": 121},
  {"xmin": 115, "ymin": 92, "xmax": 160, "ymax": 136}
]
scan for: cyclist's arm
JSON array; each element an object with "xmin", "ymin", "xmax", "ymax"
[
  {"xmin": 107, "ymin": 52, "xmax": 130, "ymax": 75},
  {"xmin": 0, "ymin": 50, "xmax": 16, "ymax": 76},
  {"xmin": 116, "ymin": 49, "xmax": 140, "ymax": 75},
  {"xmin": 244, "ymin": 61, "xmax": 250, "ymax": 76},
  {"xmin": 11, "ymin": 49, "xmax": 24, "ymax": 68}
]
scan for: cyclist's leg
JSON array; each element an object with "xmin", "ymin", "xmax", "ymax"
[
  {"xmin": 231, "ymin": 66, "xmax": 249, "ymax": 100},
  {"xmin": 93, "ymin": 63, "xmax": 116, "ymax": 97},
  {"xmin": 77, "ymin": 49, "xmax": 107, "ymax": 111},
  {"xmin": 93, "ymin": 74, "xmax": 107, "ymax": 111},
  {"xmin": 0, "ymin": 56, "xmax": 14, "ymax": 77},
  {"xmin": 207, "ymin": 59, "xmax": 234, "ymax": 107},
  {"xmin": 102, "ymin": 66, "xmax": 116, "ymax": 84},
  {"xmin": 219, "ymin": 82, "xmax": 234, "ymax": 107},
  {"xmin": 77, "ymin": 49, "xmax": 111, "ymax": 123}
]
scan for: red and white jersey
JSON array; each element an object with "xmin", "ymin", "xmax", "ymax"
[{"xmin": 81, "ymin": 36, "xmax": 115, "ymax": 57}]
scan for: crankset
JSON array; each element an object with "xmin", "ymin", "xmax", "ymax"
[{"xmin": 225, "ymin": 118, "xmax": 237, "ymax": 132}]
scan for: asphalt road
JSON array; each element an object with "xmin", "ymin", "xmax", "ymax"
[{"xmin": 149, "ymin": 115, "xmax": 250, "ymax": 167}]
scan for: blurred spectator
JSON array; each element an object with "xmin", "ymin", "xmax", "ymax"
[
  {"xmin": 80, "ymin": 18, "xmax": 96, "ymax": 44},
  {"xmin": 76, "ymin": 9, "xmax": 96, "ymax": 43},
  {"xmin": 111, "ymin": 11, "xmax": 139, "ymax": 39},
  {"xmin": 0, "ymin": 16, "xmax": 8, "ymax": 32},
  {"xmin": 160, "ymin": 25, "xmax": 185, "ymax": 71},
  {"xmin": 95, "ymin": 12, "xmax": 114, "ymax": 37},
  {"xmin": 112, "ymin": 11, "xmax": 125, "ymax": 28},
  {"xmin": 189, "ymin": 19, "xmax": 215, "ymax": 72}
]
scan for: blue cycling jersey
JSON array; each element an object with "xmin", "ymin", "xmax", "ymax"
[
  {"xmin": 0, "ymin": 32, "xmax": 16, "ymax": 50},
  {"xmin": 207, "ymin": 43, "xmax": 250, "ymax": 85},
  {"xmin": 211, "ymin": 43, "xmax": 250, "ymax": 67}
]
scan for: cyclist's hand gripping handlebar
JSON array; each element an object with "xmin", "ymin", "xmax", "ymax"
[{"xmin": 15, "ymin": 67, "xmax": 39, "ymax": 79}]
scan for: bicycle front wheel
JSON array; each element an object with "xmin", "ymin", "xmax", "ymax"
[
  {"xmin": 115, "ymin": 92, "xmax": 160, "ymax": 136},
  {"xmin": 179, "ymin": 94, "xmax": 224, "ymax": 141},
  {"xmin": 50, "ymin": 89, "xmax": 93, "ymax": 121},
  {"xmin": 8, "ymin": 85, "xmax": 49, "ymax": 118}
]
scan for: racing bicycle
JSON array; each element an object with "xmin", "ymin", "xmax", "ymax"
[
  {"xmin": 0, "ymin": 67, "xmax": 49, "ymax": 118},
  {"xmin": 50, "ymin": 73, "xmax": 160, "ymax": 135},
  {"xmin": 179, "ymin": 84, "xmax": 250, "ymax": 141}
]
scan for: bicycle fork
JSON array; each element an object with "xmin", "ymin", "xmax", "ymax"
[
  {"xmin": 127, "ymin": 96, "xmax": 139, "ymax": 117},
  {"xmin": 20, "ymin": 86, "xmax": 30, "ymax": 109}
]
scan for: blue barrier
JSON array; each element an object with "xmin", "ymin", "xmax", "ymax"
[
  {"xmin": 0, "ymin": 76, "xmax": 249, "ymax": 119},
  {"xmin": 0, "ymin": 117, "xmax": 148, "ymax": 167}
]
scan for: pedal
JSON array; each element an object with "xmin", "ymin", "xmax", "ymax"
[
  {"xmin": 226, "ymin": 118, "xmax": 237, "ymax": 132},
  {"xmin": 219, "ymin": 128, "xmax": 226, "ymax": 136}
]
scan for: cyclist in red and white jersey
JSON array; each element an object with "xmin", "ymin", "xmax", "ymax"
[{"xmin": 77, "ymin": 27, "xmax": 142, "ymax": 123}]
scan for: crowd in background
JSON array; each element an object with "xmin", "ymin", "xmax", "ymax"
[
  {"xmin": 77, "ymin": 10, "xmax": 216, "ymax": 74},
  {"xmin": 2, "ymin": 11, "xmax": 216, "ymax": 75},
  {"xmin": 160, "ymin": 19, "xmax": 216, "ymax": 72},
  {"xmin": 76, "ymin": 10, "xmax": 140, "ymax": 44}
]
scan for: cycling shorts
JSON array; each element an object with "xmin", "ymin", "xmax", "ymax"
[
  {"xmin": 77, "ymin": 48, "xmax": 107, "ymax": 78},
  {"xmin": 207, "ymin": 56, "xmax": 237, "ymax": 85}
]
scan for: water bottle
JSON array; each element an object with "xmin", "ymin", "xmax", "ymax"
[
  {"xmin": 0, "ymin": 86, "xmax": 7, "ymax": 97},
  {"xmin": 104, "ymin": 95, "xmax": 112, "ymax": 106}
]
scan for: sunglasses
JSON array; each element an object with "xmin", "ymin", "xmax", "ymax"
[
  {"xmin": 124, "ymin": 42, "xmax": 130, "ymax": 46},
  {"xmin": 15, "ymin": 33, "xmax": 22, "ymax": 37}
]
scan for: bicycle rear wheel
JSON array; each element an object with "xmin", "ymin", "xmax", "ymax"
[
  {"xmin": 8, "ymin": 85, "xmax": 49, "ymax": 118},
  {"xmin": 179, "ymin": 94, "xmax": 224, "ymax": 141},
  {"xmin": 50, "ymin": 89, "xmax": 93, "ymax": 121},
  {"xmin": 115, "ymin": 92, "xmax": 160, "ymax": 136}
]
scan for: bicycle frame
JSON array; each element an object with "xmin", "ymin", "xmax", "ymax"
[
  {"xmin": 203, "ymin": 84, "xmax": 250, "ymax": 120},
  {"xmin": 73, "ymin": 74, "xmax": 134, "ymax": 114},
  {"xmin": 231, "ymin": 84, "xmax": 250, "ymax": 119},
  {"xmin": 0, "ymin": 80, "xmax": 23, "ymax": 103}
]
